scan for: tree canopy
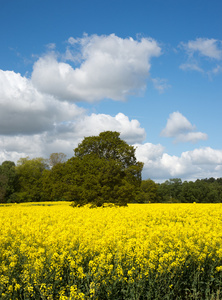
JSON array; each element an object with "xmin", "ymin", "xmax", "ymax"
[
  {"xmin": 70, "ymin": 131, "xmax": 143, "ymax": 206},
  {"xmin": 74, "ymin": 131, "xmax": 138, "ymax": 167}
]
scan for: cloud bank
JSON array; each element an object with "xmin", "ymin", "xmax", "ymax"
[
  {"xmin": 136, "ymin": 144, "xmax": 222, "ymax": 181},
  {"xmin": 0, "ymin": 70, "xmax": 84, "ymax": 135}
]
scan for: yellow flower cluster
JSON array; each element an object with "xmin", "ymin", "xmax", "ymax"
[{"xmin": 1, "ymin": 203, "xmax": 222, "ymax": 299}]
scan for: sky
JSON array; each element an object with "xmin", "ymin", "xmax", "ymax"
[{"xmin": 1, "ymin": 0, "xmax": 222, "ymax": 182}]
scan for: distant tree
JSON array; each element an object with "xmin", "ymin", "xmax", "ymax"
[
  {"xmin": 178, "ymin": 179, "xmax": 222, "ymax": 203},
  {"xmin": 49, "ymin": 153, "xmax": 67, "ymax": 168},
  {"xmin": 136, "ymin": 179, "xmax": 159, "ymax": 203},
  {"xmin": 203, "ymin": 177, "xmax": 216, "ymax": 184},
  {"xmin": 0, "ymin": 173, "xmax": 7, "ymax": 203},
  {"xmin": 193, "ymin": 179, "xmax": 211, "ymax": 203},
  {"xmin": 157, "ymin": 178, "xmax": 182, "ymax": 202},
  {"xmin": 168, "ymin": 178, "xmax": 182, "ymax": 200},
  {"xmin": 216, "ymin": 178, "xmax": 222, "ymax": 185},
  {"xmin": 0, "ymin": 161, "xmax": 18, "ymax": 203},
  {"xmin": 15, "ymin": 157, "xmax": 49, "ymax": 202},
  {"xmin": 180, "ymin": 181, "xmax": 198, "ymax": 203},
  {"xmin": 41, "ymin": 162, "xmax": 67, "ymax": 201},
  {"xmin": 157, "ymin": 181, "xmax": 171, "ymax": 203},
  {"xmin": 196, "ymin": 179, "xmax": 221, "ymax": 203}
]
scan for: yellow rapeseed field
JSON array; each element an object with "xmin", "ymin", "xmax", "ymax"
[{"xmin": 1, "ymin": 203, "xmax": 222, "ymax": 299}]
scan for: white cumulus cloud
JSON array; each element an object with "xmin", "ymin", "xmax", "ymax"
[
  {"xmin": 135, "ymin": 144, "xmax": 222, "ymax": 181},
  {"xmin": 31, "ymin": 34, "xmax": 161, "ymax": 102},
  {"xmin": 0, "ymin": 70, "xmax": 84, "ymax": 135},
  {"xmin": 72, "ymin": 113, "xmax": 146, "ymax": 144},
  {"xmin": 161, "ymin": 112, "xmax": 208, "ymax": 143}
]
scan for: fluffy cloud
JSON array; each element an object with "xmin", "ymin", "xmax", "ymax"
[
  {"xmin": 32, "ymin": 34, "xmax": 161, "ymax": 102},
  {"xmin": 181, "ymin": 147, "xmax": 222, "ymax": 165},
  {"xmin": 134, "ymin": 142, "xmax": 165, "ymax": 164},
  {"xmin": 176, "ymin": 132, "xmax": 208, "ymax": 143},
  {"xmin": 0, "ymin": 70, "xmax": 84, "ymax": 135},
  {"xmin": 161, "ymin": 112, "xmax": 208, "ymax": 143},
  {"xmin": 71, "ymin": 113, "xmax": 146, "ymax": 144},
  {"xmin": 135, "ymin": 144, "xmax": 222, "ymax": 181},
  {"xmin": 135, "ymin": 143, "xmax": 188, "ymax": 179},
  {"xmin": 161, "ymin": 112, "xmax": 195, "ymax": 136}
]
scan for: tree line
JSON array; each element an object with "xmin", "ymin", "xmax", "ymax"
[
  {"xmin": 139, "ymin": 177, "xmax": 222, "ymax": 203},
  {"xmin": 1, "ymin": 131, "xmax": 222, "ymax": 205}
]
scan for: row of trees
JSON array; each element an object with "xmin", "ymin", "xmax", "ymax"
[
  {"xmin": 1, "ymin": 131, "xmax": 222, "ymax": 205},
  {"xmin": 139, "ymin": 177, "xmax": 222, "ymax": 203}
]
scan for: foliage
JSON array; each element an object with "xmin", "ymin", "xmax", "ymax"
[
  {"xmin": 74, "ymin": 131, "xmax": 137, "ymax": 167},
  {"xmin": 66, "ymin": 154, "xmax": 141, "ymax": 207},
  {"xmin": 1, "ymin": 203, "xmax": 222, "ymax": 299},
  {"xmin": 0, "ymin": 161, "xmax": 18, "ymax": 203},
  {"xmin": 0, "ymin": 173, "xmax": 7, "ymax": 202},
  {"xmin": 157, "ymin": 178, "xmax": 182, "ymax": 203},
  {"xmin": 156, "ymin": 177, "xmax": 222, "ymax": 203},
  {"xmin": 15, "ymin": 157, "xmax": 49, "ymax": 202},
  {"xmin": 136, "ymin": 179, "xmax": 159, "ymax": 203},
  {"xmin": 69, "ymin": 131, "xmax": 143, "ymax": 206},
  {"xmin": 41, "ymin": 162, "xmax": 67, "ymax": 202}
]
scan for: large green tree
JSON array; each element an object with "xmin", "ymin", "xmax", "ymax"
[{"xmin": 68, "ymin": 131, "xmax": 144, "ymax": 206}]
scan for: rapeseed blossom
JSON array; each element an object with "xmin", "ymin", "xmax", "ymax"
[{"xmin": 0, "ymin": 203, "xmax": 222, "ymax": 299}]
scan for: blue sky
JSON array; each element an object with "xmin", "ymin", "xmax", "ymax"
[{"xmin": 1, "ymin": 0, "xmax": 222, "ymax": 181}]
